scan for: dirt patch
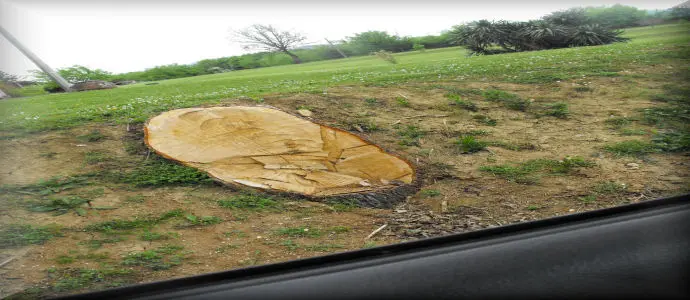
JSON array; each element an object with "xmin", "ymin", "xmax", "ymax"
[{"xmin": 1, "ymin": 74, "xmax": 688, "ymax": 298}]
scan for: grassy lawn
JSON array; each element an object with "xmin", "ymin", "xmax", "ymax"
[
  {"xmin": 1, "ymin": 23, "xmax": 688, "ymax": 135},
  {"xmin": 0, "ymin": 23, "xmax": 688, "ymax": 298}
]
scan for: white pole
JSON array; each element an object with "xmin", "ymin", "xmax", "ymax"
[
  {"xmin": 325, "ymin": 38, "xmax": 348, "ymax": 58},
  {"xmin": 0, "ymin": 25, "xmax": 73, "ymax": 92}
]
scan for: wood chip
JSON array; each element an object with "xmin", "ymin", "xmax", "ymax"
[
  {"xmin": 297, "ymin": 109, "xmax": 313, "ymax": 117},
  {"xmin": 365, "ymin": 224, "xmax": 388, "ymax": 240},
  {"xmin": 401, "ymin": 114, "xmax": 449, "ymax": 119},
  {"xmin": 0, "ymin": 257, "xmax": 15, "ymax": 268}
]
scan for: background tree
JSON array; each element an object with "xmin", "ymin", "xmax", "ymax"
[
  {"xmin": 448, "ymin": 20, "xmax": 504, "ymax": 54},
  {"xmin": 0, "ymin": 70, "xmax": 19, "ymax": 83},
  {"xmin": 584, "ymin": 4, "xmax": 646, "ymax": 28},
  {"xmin": 670, "ymin": 6, "xmax": 690, "ymax": 20},
  {"xmin": 233, "ymin": 24, "xmax": 307, "ymax": 64},
  {"xmin": 543, "ymin": 7, "xmax": 589, "ymax": 27},
  {"xmin": 31, "ymin": 65, "xmax": 113, "ymax": 93},
  {"xmin": 346, "ymin": 31, "xmax": 413, "ymax": 55},
  {"xmin": 449, "ymin": 18, "xmax": 627, "ymax": 55},
  {"xmin": 31, "ymin": 65, "xmax": 112, "ymax": 84}
]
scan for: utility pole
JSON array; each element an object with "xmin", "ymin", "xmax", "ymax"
[
  {"xmin": 0, "ymin": 25, "xmax": 73, "ymax": 92},
  {"xmin": 324, "ymin": 38, "xmax": 347, "ymax": 59}
]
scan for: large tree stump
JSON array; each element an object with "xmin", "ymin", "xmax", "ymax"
[{"xmin": 144, "ymin": 106, "xmax": 418, "ymax": 208}]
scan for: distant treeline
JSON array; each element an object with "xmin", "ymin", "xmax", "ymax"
[{"xmin": 23, "ymin": 4, "xmax": 688, "ymax": 88}]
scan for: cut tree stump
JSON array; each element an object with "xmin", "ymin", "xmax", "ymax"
[{"xmin": 144, "ymin": 106, "xmax": 418, "ymax": 208}]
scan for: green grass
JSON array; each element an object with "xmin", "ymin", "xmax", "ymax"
[
  {"xmin": 6, "ymin": 84, "xmax": 47, "ymax": 97},
  {"xmin": 458, "ymin": 129, "xmax": 490, "ymax": 136},
  {"xmin": 455, "ymin": 136, "xmax": 487, "ymax": 153},
  {"xmin": 480, "ymin": 156, "xmax": 595, "ymax": 184},
  {"xmin": 122, "ymin": 245, "xmax": 186, "ymax": 270},
  {"xmin": 486, "ymin": 141, "xmax": 537, "ymax": 151},
  {"xmin": 364, "ymin": 97, "xmax": 380, "ymax": 106},
  {"xmin": 603, "ymin": 140, "xmax": 658, "ymax": 157},
  {"xmin": 573, "ymin": 86, "xmax": 594, "ymax": 93},
  {"xmin": 79, "ymin": 236, "xmax": 126, "ymax": 249},
  {"xmin": 281, "ymin": 239, "xmax": 299, "ymax": 251},
  {"xmin": 2, "ymin": 24, "xmax": 687, "ymax": 136},
  {"xmin": 56, "ymin": 255, "xmax": 76, "ymax": 264},
  {"xmin": 605, "ymin": 117, "xmax": 634, "ymax": 129},
  {"xmin": 85, "ymin": 208, "xmax": 185, "ymax": 232},
  {"xmin": 0, "ymin": 224, "xmax": 62, "ymax": 248},
  {"xmin": 140, "ymin": 231, "xmax": 177, "ymax": 241},
  {"xmin": 275, "ymin": 226, "xmax": 323, "ymax": 238},
  {"xmin": 420, "ymin": 189, "xmax": 441, "ymax": 197},
  {"xmin": 125, "ymin": 195, "xmax": 146, "ymax": 203},
  {"xmin": 55, "ymin": 253, "xmax": 111, "ymax": 265},
  {"xmin": 539, "ymin": 103, "xmax": 569, "ymax": 119},
  {"xmin": 76, "ymin": 130, "xmax": 106, "ymax": 142},
  {"xmin": 181, "ymin": 214, "xmax": 222, "ymax": 227},
  {"xmin": 217, "ymin": 193, "xmax": 281, "ymax": 211},
  {"xmin": 483, "ymin": 89, "xmax": 520, "ymax": 102},
  {"xmin": 396, "ymin": 125, "xmax": 425, "ymax": 146},
  {"xmin": 326, "ymin": 199, "xmax": 360, "ymax": 212},
  {"xmin": 117, "ymin": 156, "xmax": 213, "ymax": 187},
  {"xmin": 620, "ymin": 128, "xmax": 647, "ymax": 136},
  {"xmin": 652, "ymin": 131, "xmax": 690, "ymax": 152},
  {"xmin": 482, "ymin": 89, "xmax": 530, "ymax": 111},
  {"xmin": 593, "ymin": 181, "xmax": 628, "ymax": 195},
  {"xmin": 328, "ymin": 226, "xmax": 350, "ymax": 233},
  {"xmin": 303, "ymin": 243, "xmax": 344, "ymax": 252},
  {"xmin": 446, "ymin": 93, "xmax": 478, "ymax": 111},
  {"xmin": 1, "ymin": 175, "xmax": 91, "ymax": 196},
  {"xmin": 50, "ymin": 268, "xmax": 134, "ymax": 292},
  {"xmin": 27, "ymin": 196, "xmax": 91, "ymax": 216},
  {"xmin": 84, "ymin": 151, "xmax": 111, "ymax": 165},
  {"xmin": 473, "ymin": 115, "xmax": 497, "ymax": 126},
  {"xmin": 395, "ymin": 96, "xmax": 410, "ymax": 107},
  {"xmin": 579, "ymin": 194, "xmax": 597, "ymax": 203}
]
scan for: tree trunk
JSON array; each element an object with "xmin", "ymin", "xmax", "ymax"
[
  {"xmin": 144, "ymin": 106, "xmax": 418, "ymax": 208},
  {"xmin": 285, "ymin": 51, "xmax": 302, "ymax": 64}
]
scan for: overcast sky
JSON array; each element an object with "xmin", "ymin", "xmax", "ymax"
[{"xmin": 0, "ymin": 0, "xmax": 683, "ymax": 77}]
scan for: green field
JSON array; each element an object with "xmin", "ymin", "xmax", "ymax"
[{"xmin": 1, "ymin": 23, "xmax": 688, "ymax": 136}]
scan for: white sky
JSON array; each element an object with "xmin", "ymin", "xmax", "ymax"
[{"xmin": 0, "ymin": 0, "xmax": 683, "ymax": 77}]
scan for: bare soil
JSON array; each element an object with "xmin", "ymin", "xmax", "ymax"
[{"xmin": 1, "ymin": 75, "xmax": 688, "ymax": 298}]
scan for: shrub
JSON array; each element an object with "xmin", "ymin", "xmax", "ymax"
[
  {"xmin": 448, "ymin": 17, "xmax": 628, "ymax": 55},
  {"xmin": 568, "ymin": 24, "xmax": 627, "ymax": 47}
]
